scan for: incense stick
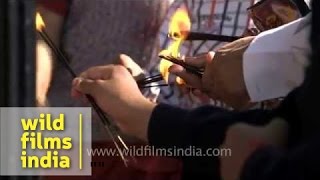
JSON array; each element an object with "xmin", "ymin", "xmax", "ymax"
[
  {"xmin": 186, "ymin": 32, "xmax": 241, "ymax": 42},
  {"xmin": 159, "ymin": 55, "xmax": 204, "ymax": 77},
  {"xmin": 139, "ymin": 84, "xmax": 169, "ymax": 89},
  {"xmin": 137, "ymin": 74, "xmax": 163, "ymax": 86},
  {"xmin": 38, "ymin": 29, "xmax": 129, "ymax": 166}
]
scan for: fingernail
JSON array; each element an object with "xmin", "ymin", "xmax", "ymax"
[
  {"xmin": 169, "ymin": 65, "xmax": 183, "ymax": 73},
  {"xmin": 181, "ymin": 55, "xmax": 186, "ymax": 61},
  {"xmin": 206, "ymin": 51, "xmax": 215, "ymax": 62},
  {"xmin": 120, "ymin": 53, "xmax": 129, "ymax": 59},
  {"xmin": 208, "ymin": 51, "xmax": 215, "ymax": 57},
  {"xmin": 72, "ymin": 77, "xmax": 82, "ymax": 86}
]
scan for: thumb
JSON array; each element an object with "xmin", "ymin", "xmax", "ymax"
[
  {"xmin": 207, "ymin": 51, "xmax": 215, "ymax": 63},
  {"xmin": 169, "ymin": 65, "xmax": 202, "ymax": 89},
  {"xmin": 119, "ymin": 54, "xmax": 143, "ymax": 77},
  {"xmin": 119, "ymin": 54, "xmax": 133, "ymax": 66}
]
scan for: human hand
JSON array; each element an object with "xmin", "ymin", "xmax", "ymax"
[
  {"xmin": 219, "ymin": 118, "xmax": 288, "ymax": 180},
  {"xmin": 169, "ymin": 52, "xmax": 213, "ymax": 89},
  {"xmin": 71, "ymin": 64, "xmax": 156, "ymax": 141},
  {"xmin": 118, "ymin": 54, "xmax": 145, "ymax": 80},
  {"xmin": 170, "ymin": 36, "xmax": 256, "ymax": 110}
]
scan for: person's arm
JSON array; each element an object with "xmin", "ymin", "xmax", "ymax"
[
  {"xmin": 240, "ymin": 133, "xmax": 320, "ymax": 180},
  {"xmin": 148, "ymin": 102, "xmax": 288, "ymax": 180},
  {"xmin": 148, "ymin": 103, "xmax": 275, "ymax": 150},
  {"xmin": 35, "ymin": 0, "xmax": 67, "ymax": 106},
  {"xmin": 71, "ymin": 63, "xmax": 274, "ymax": 145},
  {"xmin": 243, "ymin": 14, "xmax": 311, "ymax": 103}
]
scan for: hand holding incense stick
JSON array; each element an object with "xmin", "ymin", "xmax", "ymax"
[{"xmin": 36, "ymin": 13, "xmax": 130, "ymax": 165}]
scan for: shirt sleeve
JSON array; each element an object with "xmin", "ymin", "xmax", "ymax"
[
  {"xmin": 37, "ymin": 0, "xmax": 69, "ymax": 16},
  {"xmin": 243, "ymin": 14, "xmax": 311, "ymax": 102},
  {"xmin": 147, "ymin": 103, "xmax": 273, "ymax": 178},
  {"xmin": 148, "ymin": 103, "xmax": 273, "ymax": 150}
]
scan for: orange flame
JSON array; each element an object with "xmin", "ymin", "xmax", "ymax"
[
  {"xmin": 36, "ymin": 12, "xmax": 45, "ymax": 32},
  {"xmin": 168, "ymin": 6, "xmax": 191, "ymax": 43},
  {"xmin": 159, "ymin": 7, "xmax": 191, "ymax": 84}
]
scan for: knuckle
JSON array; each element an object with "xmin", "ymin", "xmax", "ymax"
[
  {"xmin": 112, "ymin": 65, "xmax": 128, "ymax": 77},
  {"xmin": 113, "ymin": 65, "xmax": 126, "ymax": 72},
  {"xmin": 95, "ymin": 79, "xmax": 104, "ymax": 84},
  {"xmin": 87, "ymin": 66, "xmax": 97, "ymax": 74}
]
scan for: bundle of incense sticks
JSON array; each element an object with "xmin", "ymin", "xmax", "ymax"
[
  {"xmin": 159, "ymin": 54, "xmax": 204, "ymax": 77},
  {"xmin": 186, "ymin": 32, "xmax": 241, "ymax": 42},
  {"xmin": 36, "ymin": 14, "xmax": 131, "ymax": 165},
  {"xmin": 137, "ymin": 74, "xmax": 168, "ymax": 88}
]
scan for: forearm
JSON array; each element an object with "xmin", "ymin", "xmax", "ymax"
[
  {"xmin": 146, "ymin": 103, "xmax": 273, "ymax": 179},
  {"xmin": 35, "ymin": 5, "xmax": 64, "ymax": 105},
  {"xmin": 147, "ymin": 104, "xmax": 273, "ymax": 149}
]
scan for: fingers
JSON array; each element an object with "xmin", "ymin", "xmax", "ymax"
[
  {"xmin": 119, "ymin": 54, "xmax": 143, "ymax": 77},
  {"xmin": 183, "ymin": 51, "xmax": 215, "ymax": 67},
  {"xmin": 192, "ymin": 89, "xmax": 203, "ymax": 97},
  {"xmin": 183, "ymin": 54, "xmax": 206, "ymax": 68},
  {"xmin": 79, "ymin": 65, "xmax": 115, "ymax": 80},
  {"xmin": 169, "ymin": 64, "xmax": 202, "ymax": 89},
  {"xmin": 72, "ymin": 77, "xmax": 103, "ymax": 96},
  {"xmin": 119, "ymin": 54, "xmax": 134, "ymax": 67}
]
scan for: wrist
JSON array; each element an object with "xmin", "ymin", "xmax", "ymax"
[{"xmin": 124, "ymin": 98, "xmax": 157, "ymax": 141}]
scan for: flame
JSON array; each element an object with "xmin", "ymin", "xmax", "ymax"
[
  {"xmin": 36, "ymin": 12, "xmax": 45, "ymax": 32},
  {"xmin": 159, "ymin": 49, "xmax": 174, "ymax": 83},
  {"xmin": 159, "ymin": 7, "xmax": 191, "ymax": 84},
  {"xmin": 168, "ymin": 6, "xmax": 191, "ymax": 42}
]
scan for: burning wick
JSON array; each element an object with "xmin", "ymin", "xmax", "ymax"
[
  {"xmin": 36, "ymin": 13, "xmax": 76, "ymax": 77},
  {"xmin": 36, "ymin": 12, "xmax": 131, "ymax": 166}
]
